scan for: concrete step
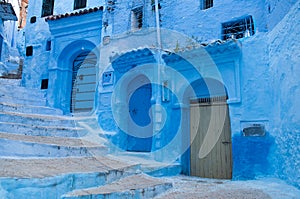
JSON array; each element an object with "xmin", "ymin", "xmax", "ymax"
[
  {"xmin": 0, "ymin": 111, "xmax": 76, "ymax": 127},
  {"xmin": 62, "ymin": 174, "xmax": 172, "ymax": 199},
  {"xmin": 0, "ymin": 86, "xmax": 46, "ymax": 100},
  {"xmin": 107, "ymin": 153, "xmax": 182, "ymax": 177},
  {"xmin": 0, "ymin": 95, "xmax": 47, "ymax": 106},
  {"xmin": 0, "ymin": 102, "xmax": 63, "ymax": 115},
  {"xmin": 0, "ymin": 156, "xmax": 141, "ymax": 198},
  {"xmin": 0, "ymin": 122, "xmax": 85, "ymax": 137},
  {"xmin": 0, "ymin": 132, "xmax": 108, "ymax": 157},
  {"xmin": 0, "ymin": 78, "xmax": 21, "ymax": 86}
]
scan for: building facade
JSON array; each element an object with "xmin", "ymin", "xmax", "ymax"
[
  {"xmin": 22, "ymin": 0, "xmax": 300, "ymax": 187},
  {"xmin": 0, "ymin": 0, "xmax": 20, "ymax": 76}
]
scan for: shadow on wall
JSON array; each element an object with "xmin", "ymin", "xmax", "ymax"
[{"xmin": 232, "ymin": 132, "xmax": 275, "ymax": 180}]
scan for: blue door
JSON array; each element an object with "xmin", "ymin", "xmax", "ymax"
[{"xmin": 127, "ymin": 78, "xmax": 153, "ymax": 152}]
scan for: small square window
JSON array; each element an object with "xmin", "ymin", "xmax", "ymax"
[
  {"xmin": 200, "ymin": 0, "xmax": 213, "ymax": 10},
  {"xmin": 46, "ymin": 40, "xmax": 51, "ymax": 51},
  {"xmin": 26, "ymin": 46, "xmax": 33, "ymax": 56},
  {"xmin": 41, "ymin": 79, "xmax": 49, "ymax": 89},
  {"xmin": 30, "ymin": 16, "xmax": 37, "ymax": 23},
  {"xmin": 131, "ymin": 7, "xmax": 143, "ymax": 30},
  {"xmin": 74, "ymin": 0, "xmax": 86, "ymax": 10}
]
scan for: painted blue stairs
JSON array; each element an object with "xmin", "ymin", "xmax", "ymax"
[{"xmin": 0, "ymin": 78, "xmax": 173, "ymax": 198}]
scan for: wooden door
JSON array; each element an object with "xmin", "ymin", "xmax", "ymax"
[
  {"xmin": 71, "ymin": 52, "xmax": 97, "ymax": 113},
  {"xmin": 190, "ymin": 97, "xmax": 232, "ymax": 179}
]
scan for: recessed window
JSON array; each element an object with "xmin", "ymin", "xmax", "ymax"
[
  {"xmin": 41, "ymin": 79, "xmax": 49, "ymax": 89},
  {"xmin": 200, "ymin": 0, "xmax": 213, "ymax": 10},
  {"xmin": 222, "ymin": 15, "xmax": 255, "ymax": 40},
  {"xmin": 41, "ymin": 0, "xmax": 54, "ymax": 17},
  {"xmin": 243, "ymin": 124, "xmax": 265, "ymax": 136},
  {"xmin": 74, "ymin": 0, "xmax": 86, "ymax": 10},
  {"xmin": 26, "ymin": 46, "xmax": 33, "ymax": 56},
  {"xmin": 30, "ymin": 16, "xmax": 36, "ymax": 23},
  {"xmin": 46, "ymin": 40, "xmax": 51, "ymax": 51},
  {"xmin": 131, "ymin": 7, "xmax": 143, "ymax": 30}
]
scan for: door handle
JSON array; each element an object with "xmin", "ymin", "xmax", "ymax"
[{"xmin": 222, "ymin": 141, "xmax": 231, "ymax": 144}]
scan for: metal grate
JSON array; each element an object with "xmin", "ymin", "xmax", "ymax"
[
  {"xmin": 190, "ymin": 96, "xmax": 228, "ymax": 104},
  {"xmin": 74, "ymin": 0, "xmax": 86, "ymax": 10},
  {"xmin": 41, "ymin": 0, "xmax": 54, "ymax": 17},
  {"xmin": 200, "ymin": 0, "xmax": 213, "ymax": 10},
  {"xmin": 222, "ymin": 15, "xmax": 255, "ymax": 40}
]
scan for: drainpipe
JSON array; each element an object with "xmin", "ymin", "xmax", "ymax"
[{"xmin": 153, "ymin": 0, "xmax": 164, "ymax": 159}]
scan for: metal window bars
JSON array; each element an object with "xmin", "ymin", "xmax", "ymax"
[{"xmin": 221, "ymin": 15, "xmax": 255, "ymax": 40}]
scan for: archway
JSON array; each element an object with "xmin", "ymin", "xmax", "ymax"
[{"xmin": 70, "ymin": 51, "xmax": 97, "ymax": 113}]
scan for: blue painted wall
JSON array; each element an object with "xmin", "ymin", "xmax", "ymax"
[{"xmin": 21, "ymin": 0, "xmax": 300, "ymax": 188}]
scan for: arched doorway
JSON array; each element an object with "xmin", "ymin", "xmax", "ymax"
[
  {"xmin": 70, "ymin": 51, "xmax": 97, "ymax": 113},
  {"xmin": 126, "ymin": 75, "xmax": 153, "ymax": 152},
  {"xmin": 185, "ymin": 78, "xmax": 232, "ymax": 179}
]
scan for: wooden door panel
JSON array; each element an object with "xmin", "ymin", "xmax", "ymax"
[{"xmin": 190, "ymin": 101, "xmax": 232, "ymax": 179}]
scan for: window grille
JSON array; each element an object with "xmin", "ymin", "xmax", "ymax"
[
  {"xmin": 222, "ymin": 15, "xmax": 255, "ymax": 40},
  {"xmin": 41, "ymin": 0, "xmax": 54, "ymax": 17},
  {"xmin": 131, "ymin": 7, "xmax": 143, "ymax": 30},
  {"xmin": 74, "ymin": 0, "xmax": 87, "ymax": 10},
  {"xmin": 200, "ymin": 0, "xmax": 213, "ymax": 10}
]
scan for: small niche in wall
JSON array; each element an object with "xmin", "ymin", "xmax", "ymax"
[
  {"xmin": 241, "ymin": 121, "xmax": 267, "ymax": 136},
  {"xmin": 102, "ymin": 71, "xmax": 114, "ymax": 86},
  {"xmin": 41, "ymin": 79, "xmax": 49, "ymax": 89},
  {"xmin": 26, "ymin": 46, "xmax": 33, "ymax": 56},
  {"xmin": 30, "ymin": 16, "xmax": 37, "ymax": 23}
]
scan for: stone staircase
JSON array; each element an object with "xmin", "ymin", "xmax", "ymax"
[{"xmin": 0, "ymin": 78, "xmax": 174, "ymax": 198}]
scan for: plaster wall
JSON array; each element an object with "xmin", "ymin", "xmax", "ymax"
[
  {"xmin": 23, "ymin": 0, "xmax": 105, "ymax": 88},
  {"xmin": 268, "ymin": 1, "xmax": 300, "ymax": 188}
]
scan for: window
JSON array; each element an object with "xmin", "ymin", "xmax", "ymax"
[
  {"xmin": 26, "ymin": 46, "xmax": 33, "ymax": 56},
  {"xmin": 46, "ymin": 40, "xmax": 51, "ymax": 51},
  {"xmin": 30, "ymin": 16, "xmax": 36, "ymax": 23},
  {"xmin": 41, "ymin": 79, "xmax": 49, "ymax": 89},
  {"xmin": 131, "ymin": 7, "xmax": 143, "ymax": 30},
  {"xmin": 74, "ymin": 0, "xmax": 87, "ymax": 10},
  {"xmin": 41, "ymin": 0, "xmax": 54, "ymax": 17},
  {"xmin": 221, "ymin": 15, "xmax": 255, "ymax": 40},
  {"xmin": 200, "ymin": 0, "xmax": 213, "ymax": 10}
]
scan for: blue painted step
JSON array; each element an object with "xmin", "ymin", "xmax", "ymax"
[
  {"xmin": 0, "ymin": 112, "xmax": 76, "ymax": 127},
  {"xmin": 0, "ymin": 122, "xmax": 85, "ymax": 137},
  {"xmin": 0, "ymin": 132, "xmax": 107, "ymax": 157},
  {"xmin": 62, "ymin": 174, "xmax": 172, "ymax": 199},
  {"xmin": 0, "ymin": 102, "xmax": 63, "ymax": 115}
]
